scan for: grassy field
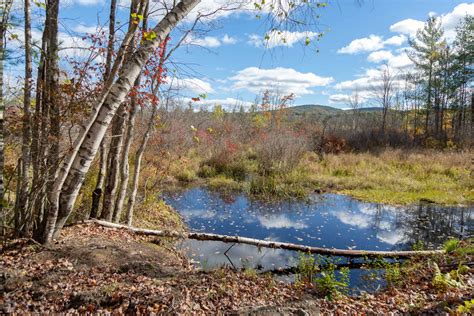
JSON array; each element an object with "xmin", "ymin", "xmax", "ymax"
[
  {"xmin": 304, "ymin": 150, "xmax": 472, "ymax": 205},
  {"xmin": 168, "ymin": 149, "xmax": 473, "ymax": 205}
]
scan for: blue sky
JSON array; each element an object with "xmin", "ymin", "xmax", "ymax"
[{"xmin": 6, "ymin": 0, "xmax": 474, "ymax": 110}]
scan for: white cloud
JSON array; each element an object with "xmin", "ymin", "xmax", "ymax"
[
  {"xmin": 387, "ymin": 52, "xmax": 413, "ymax": 69},
  {"xmin": 383, "ymin": 34, "xmax": 407, "ymax": 46},
  {"xmin": 222, "ymin": 34, "xmax": 237, "ymax": 44},
  {"xmin": 338, "ymin": 35, "xmax": 384, "ymax": 54},
  {"xmin": 173, "ymin": 78, "xmax": 215, "ymax": 94},
  {"xmin": 247, "ymin": 34, "xmax": 262, "ymax": 47},
  {"xmin": 73, "ymin": 24, "xmax": 99, "ymax": 34},
  {"xmin": 333, "ymin": 65, "xmax": 407, "ymax": 94},
  {"xmin": 440, "ymin": 3, "xmax": 474, "ymax": 41},
  {"xmin": 8, "ymin": 26, "xmax": 92, "ymax": 59},
  {"xmin": 183, "ymin": 34, "xmax": 238, "ymax": 48},
  {"xmin": 230, "ymin": 67, "xmax": 333, "ymax": 96},
  {"xmin": 184, "ymin": 35, "xmax": 221, "ymax": 48},
  {"xmin": 366, "ymin": 49, "xmax": 413, "ymax": 69},
  {"xmin": 74, "ymin": 0, "xmax": 104, "ymax": 6},
  {"xmin": 389, "ymin": 18, "xmax": 425, "ymax": 37},
  {"xmin": 328, "ymin": 91, "xmax": 370, "ymax": 105},
  {"xmin": 328, "ymin": 94, "xmax": 352, "ymax": 104},
  {"xmin": 249, "ymin": 30, "xmax": 319, "ymax": 48},
  {"xmin": 367, "ymin": 50, "xmax": 394, "ymax": 63},
  {"xmin": 258, "ymin": 214, "xmax": 308, "ymax": 229},
  {"xmin": 390, "ymin": 3, "xmax": 474, "ymax": 41},
  {"xmin": 338, "ymin": 34, "xmax": 406, "ymax": 54},
  {"xmin": 190, "ymin": 97, "xmax": 253, "ymax": 112}
]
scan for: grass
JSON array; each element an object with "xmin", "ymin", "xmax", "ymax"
[
  {"xmin": 167, "ymin": 149, "xmax": 472, "ymax": 206},
  {"xmin": 306, "ymin": 150, "xmax": 472, "ymax": 205},
  {"xmin": 208, "ymin": 175, "xmax": 245, "ymax": 192}
]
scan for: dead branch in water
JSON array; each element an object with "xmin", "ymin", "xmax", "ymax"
[{"xmin": 88, "ymin": 219, "xmax": 444, "ymax": 258}]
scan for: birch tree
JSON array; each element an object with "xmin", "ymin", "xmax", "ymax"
[
  {"xmin": 14, "ymin": 0, "xmax": 33, "ymax": 236},
  {"xmin": 0, "ymin": 0, "xmax": 14, "ymax": 233}
]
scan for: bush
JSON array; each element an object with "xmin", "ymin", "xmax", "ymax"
[
  {"xmin": 254, "ymin": 129, "xmax": 308, "ymax": 175},
  {"xmin": 315, "ymin": 263, "xmax": 350, "ymax": 300}
]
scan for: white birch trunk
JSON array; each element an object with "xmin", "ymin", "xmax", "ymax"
[
  {"xmin": 49, "ymin": 0, "xmax": 200, "ymax": 241},
  {"xmin": 125, "ymin": 103, "xmax": 158, "ymax": 226},
  {"xmin": 113, "ymin": 98, "xmax": 137, "ymax": 222}
]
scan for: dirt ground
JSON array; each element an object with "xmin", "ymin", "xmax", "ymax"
[{"xmin": 1, "ymin": 223, "xmax": 473, "ymax": 315}]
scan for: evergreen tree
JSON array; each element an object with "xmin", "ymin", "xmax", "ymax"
[{"xmin": 408, "ymin": 17, "xmax": 445, "ymax": 136}]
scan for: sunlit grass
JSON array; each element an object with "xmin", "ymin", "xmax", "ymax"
[{"xmin": 307, "ymin": 150, "xmax": 472, "ymax": 205}]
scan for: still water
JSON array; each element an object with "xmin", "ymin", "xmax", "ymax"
[{"xmin": 162, "ymin": 188, "xmax": 473, "ymax": 290}]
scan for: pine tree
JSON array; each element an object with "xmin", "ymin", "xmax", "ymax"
[{"xmin": 408, "ymin": 17, "xmax": 445, "ymax": 137}]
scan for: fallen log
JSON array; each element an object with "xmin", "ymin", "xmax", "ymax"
[{"xmin": 88, "ymin": 219, "xmax": 444, "ymax": 258}]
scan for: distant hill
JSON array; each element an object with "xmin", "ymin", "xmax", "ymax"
[
  {"xmin": 356, "ymin": 107, "xmax": 384, "ymax": 112},
  {"xmin": 285, "ymin": 104, "xmax": 342, "ymax": 117}
]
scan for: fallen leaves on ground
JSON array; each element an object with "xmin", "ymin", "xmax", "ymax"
[{"xmin": 1, "ymin": 223, "xmax": 472, "ymax": 314}]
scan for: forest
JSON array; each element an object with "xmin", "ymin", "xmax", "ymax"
[{"xmin": 1, "ymin": 0, "xmax": 473, "ymax": 314}]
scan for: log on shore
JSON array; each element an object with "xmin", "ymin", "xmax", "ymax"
[{"xmin": 88, "ymin": 219, "xmax": 444, "ymax": 258}]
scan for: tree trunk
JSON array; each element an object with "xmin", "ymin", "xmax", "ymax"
[
  {"xmin": 15, "ymin": 0, "xmax": 33, "ymax": 235},
  {"xmin": 113, "ymin": 0, "xmax": 150, "ymax": 223},
  {"xmin": 425, "ymin": 63, "xmax": 433, "ymax": 136},
  {"xmin": 100, "ymin": 103, "xmax": 127, "ymax": 221},
  {"xmin": 36, "ymin": 0, "xmax": 61, "ymax": 244},
  {"xmin": 0, "ymin": 0, "xmax": 13, "ymax": 237},
  {"xmin": 90, "ymin": 0, "xmax": 118, "ymax": 219},
  {"xmin": 89, "ymin": 139, "xmax": 107, "ymax": 218},
  {"xmin": 91, "ymin": 219, "xmax": 444, "ymax": 258},
  {"xmin": 104, "ymin": 0, "xmax": 117, "ymax": 80},
  {"xmin": 49, "ymin": 0, "xmax": 200, "ymax": 242},
  {"xmin": 30, "ymin": 27, "xmax": 49, "ymax": 239},
  {"xmin": 126, "ymin": 101, "xmax": 158, "ymax": 226},
  {"xmin": 38, "ymin": 0, "xmax": 147, "ymax": 242},
  {"xmin": 112, "ymin": 87, "xmax": 137, "ymax": 223}
]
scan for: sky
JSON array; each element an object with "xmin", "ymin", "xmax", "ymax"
[{"xmin": 5, "ymin": 0, "xmax": 474, "ymax": 110}]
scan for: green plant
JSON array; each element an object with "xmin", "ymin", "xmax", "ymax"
[
  {"xmin": 175, "ymin": 169, "xmax": 197, "ymax": 182},
  {"xmin": 244, "ymin": 267, "xmax": 257, "ymax": 278},
  {"xmin": 296, "ymin": 252, "xmax": 319, "ymax": 284},
  {"xmin": 412, "ymin": 240, "xmax": 425, "ymax": 251},
  {"xmin": 385, "ymin": 263, "xmax": 402, "ymax": 287},
  {"xmin": 197, "ymin": 164, "xmax": 217, "ymax": 178},
  {"xmin": 456, "ymin": 299, "xmax": 474, "ymax": 314},
  {"xmin": 443, "ymin": 238, "xmax": 460, "ymax": 253},
  {"xmin": 432, "ymin": 262, "xmax": 464, "ymax": 291},
  {"xmin": 315, "ymin": 263, "xmax": 350, "ymax": 300}
]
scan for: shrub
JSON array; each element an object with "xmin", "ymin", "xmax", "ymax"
[
  {"xmin": 254, "ymin": 129, "xmax": 308, "ymax": 175},
  {"xmin": 315, "ymin": 263, "xmax": 350, "ymax": 300},
  {"xmin": 296, "ymin": 252, "xmax": 319, "ymax": 284}
]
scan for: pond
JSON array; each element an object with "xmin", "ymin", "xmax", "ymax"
[{"xmin": 162, "ymin": 187, "xmax": 473, "ymax": 291}]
